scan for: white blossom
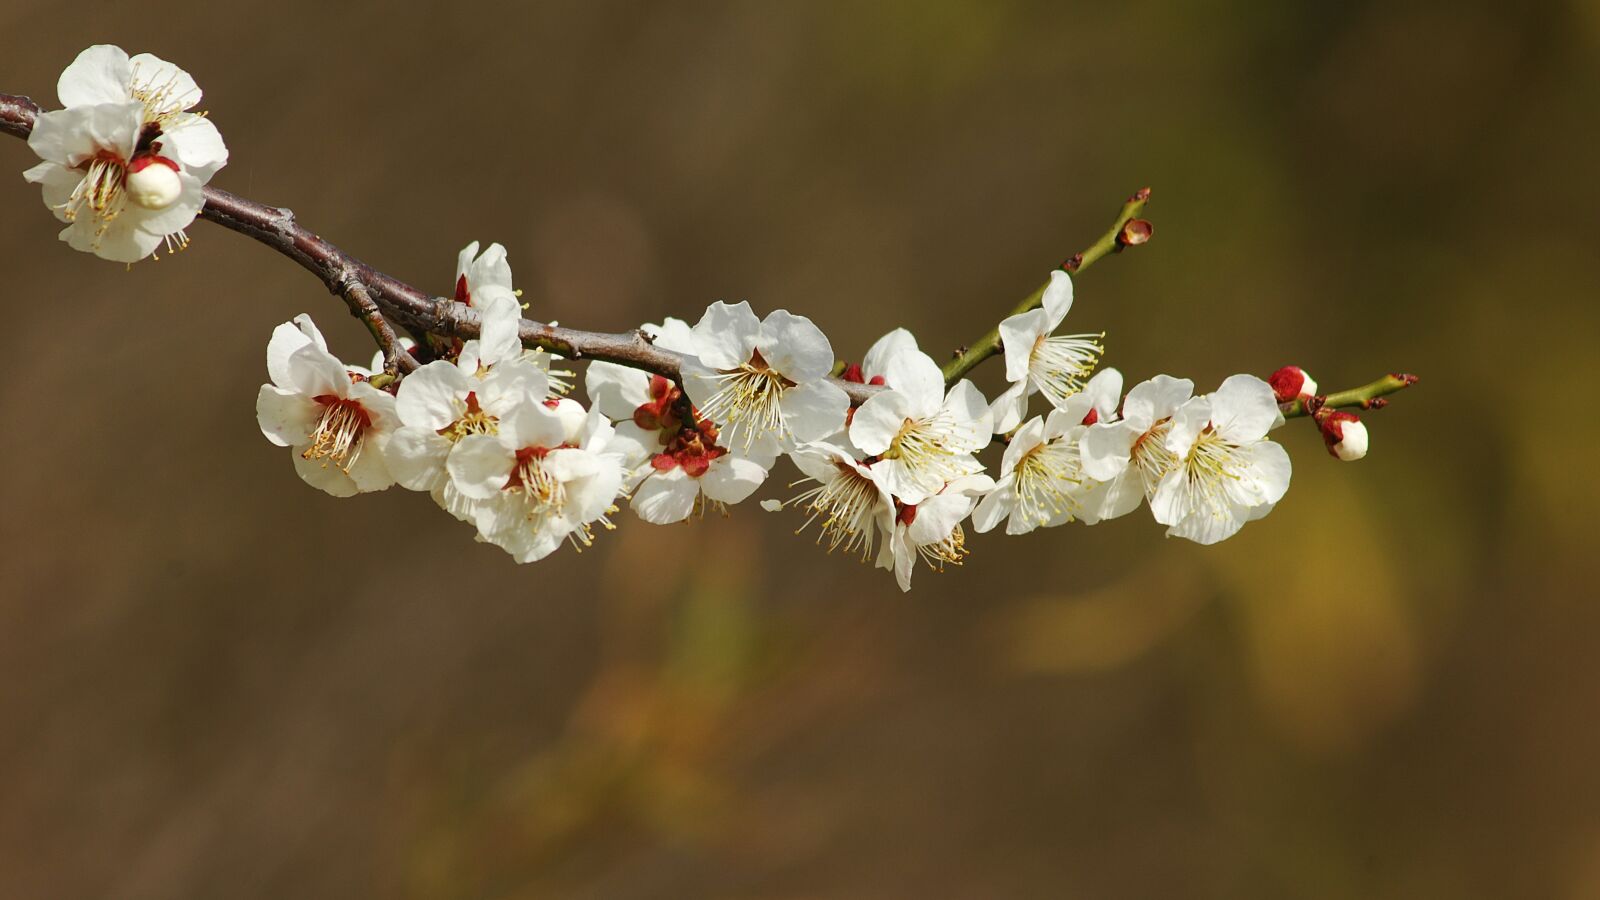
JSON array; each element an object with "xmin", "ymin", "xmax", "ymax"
[
  {"xmin": 1146, "ymin": 374, "xmax": 1292, "ymax": 544},
  {"xmin": 771, "ymin": 442, "xmax": 896, "ymax": 563},
  {"xmin": 23, "ymin": 45, "xmax": 226, "ymax": 262},
  {"xmin": 384, "ymin": 286, "xmax": 550, "ymax": 518},
  {"xmin": 972, "ymin": 368, "xmax": 1124, "ymax": 535},
  {"xmin": 680, "ymin": 302, "xmax": 850, "ymax": 457},
  {"xmin": 1079, "ymin": 373, "xmax": 1196, "ymax": 522},
  {"xmin": 990, "ymin": 270, "xmax": 1104, "ymax": 433},
  {"xmin": 848, "ymin": 344, "xmax": 991, "ymax": 504},
  {"xmin": 449, "ymin": 402, "xmax": 628, "ymax": 562},
  {"xmin": 879, "ymin": 473, "xmax": 994, "ymax": 592},
  {"xmin": 255, "ymin": 315, "xmax": 398, "ymax": 497}
]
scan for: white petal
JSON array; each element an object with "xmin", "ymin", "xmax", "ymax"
[
  {"xmin": 892, "ymin": 531, "xmax": 915, "ymax": 593},
  {"xmin": 631, "ymin": 468, "xmax": 699, "ymax": 524},
  {"xmin": 502, "ymin": 401, "xmax": 568, "ymax": 450},
  {"xmin": 700, "ymin": 454, "xmax": 770, "ymax": 504},
  {"xmin": 906, "ymin": 494, "xmax": 969, "ymax": 547},
  {"xmin": 1210, "ymin": 374, "xmax": 1280, "ymax": 443},
  {"xmin": 758, "ymin": 309, "xmax": 834, "ymax": 384},
  {"xmin": 691, "ymin": 301, "xmax": 761, "ymax": 370},
  {"xmin": 1147, "ymin": 471, "xmax": 1190, "ymax": 527},
  {"xmin": 1090, "ymin": 470, "xmax": 1146, "ymax": 521},
  {"xmin": 127, "ymin": 53, "xmax": 201, "ymax": 112},
  {"xmin": 780, "ymin": 380, "xmax": 850, "ymax": 443},
  {"xmin": 1084, "ymin": 367, "xmax": 1125, "ymax": 419},
  {"xmin": 475, "ymin": 290, "xmax": 523, "ymax": 366},
  {"xmin": 283, "ymin": 344, "xmax": 350, "ymax": 399},
  {"xmin": 999, "ymin": 417, "xmax": 1046, "ymax": 477},
  {"xmin": 1166, "ymin": 501, "xmax": 1249, "ymax": 545},
  {"xmin": 881, "ymin": 347, "xmax": 945, "ymax": 417},
  {"xmin": 57, "ymin": 45, "xmax": 132, "ymax": 107},
  {"xmin": 678, "ymin": 357, "xmax": 722, "ymax": 413},
  {"xmin": 447, "ymin": 434, "xmax": 514, "ymax": 500},
  {"xmin": 1123, "ymin": 375, "xmax": 1193, "ymax": 429},
  {"xmin": 467, "ymin": 241, "xmax": 515, "ymax": 292},
  {"xmin": 395, "ymin": 361, "xmax": 469, "ymax": 429},
  {"xmin": 1163, "ymin": 397, "xmax": 1213, "ymax": 458},
  {"xmin": 941, "ymin": 380, "xmax": 993, "ymax": 450},
  {"xmin": 1240, "ymin": 439, "xmax": 1292, "ymax": 507},
  {"xmin": 344, "ymin": 440, "xmax": 395, "ymax": 493},
  {"xmin": 64, "ymin": 217, "xmax": 162, "ymax": 263},
  {"xmin": 849, "ymin": 389, "xmax": 913, "ymax": 456},
  {"xmin": 291, "ymin": 447, "xmax": 358, "ymax": 498},
  {"xmin": 28, "ymin": 102, "xmax": 142, "ymax": 166},
  {"xmin": 584, "ymin": 361, "xmax": 653, "ymax": 420},
  {"xmin": 988, "ymin": 381, "xmax": 1030, "ymax": 436},
  {"xmin": 266, "ymin": 319, "xmax": 317, "ymax": 389},
  {"xmin": 159, "ymin": 114, "xmax": 228, "ymax": 180},
  {"xmin": 648, "ymin": 317, "xmax": 697, "ymax": 354},
  {"xmin": 478, "ymin": 360, "xmax": 549, "ymax": 416},
  {"xmin": 23, "ymin": 162, "xmax": 80, "ymax": 223},
  {"xmin": 255, "ymin": 385, "xmax": 318, "ymax": 447},
  {"xmin": 1039, "ymin": 269, "xmax": 1074, "ymax": 329},
  {"xmin": 347, "ymin": 381, "xmax": 399, "ymax": 432},
  {"xmin": 385, "ymin": 426, "xmax": 452, "ymax": 492},
  {"xmin": 862, "ymin": 328, "xmax": 919, "ymax": 379},
  {"xmin": 1080, "ymin": 421, "xmax": 1137, "ymax": 481},
  {"xmin": 998, "ymin": 309, "xmax": 1048, "ymax": 384}
]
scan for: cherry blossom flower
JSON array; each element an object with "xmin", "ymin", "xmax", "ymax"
[
  {"xmin": 770, "ymin": 443, "xmax": 896, "ymax": 563},
  {"xmin": 1147, "ymin": 374, "xmax": 1292, "ymax": 544},
  {"xmin": 879, "ymin": 473, "xmax": 994, "ymax": 592},
  {"xmin": 587, "ymin": 320, "xmax": 774, "ymax": 523},
  {"xmin": 972, "ymin": 368, "xmax": 1124, "ymax": 535},
  {"xmin": 848, "ymin": 344, "xmax": 991, "ymax": 503},
  {"xmin": 1079, "ymin": 374, "xmax": 1196, "ymax": 522},
  {"xmin": 680, "ymin": 302, "xmax": 850, "ymax": 457},
  {"xmin": 23, "ymin": 45, "xmax": 226, "ymax": 262},
  {"xmin": 990, "ymin": 270, "xmax": 1104, "ymax": 433},
  {"xmin": 384, "ymin": 290, "xmax": 550, "ymax": 518},
  {"xmin": 255, "ymin": 315, "xmax": 398, "ymax": 497},
  {"xmin": 449, "ymin": 402, "xmax": 628, "ymax": 562}
]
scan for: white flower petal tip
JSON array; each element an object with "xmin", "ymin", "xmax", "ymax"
[
  {"xmin": 1320, "ymin": 412, "xmax": 1368, "ymax": 462},
  {"xmin": 760, "ymin": 499, "xmax": 783, "ymax": 512}
]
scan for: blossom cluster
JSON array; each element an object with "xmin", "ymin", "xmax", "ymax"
[
  {"xmin": 254, "ymin": 251, "xmax": 1308, "ymax": 591},
  {"xmin": 14, "ymin": 46, "xmax": 1390, "ymax": 592}
]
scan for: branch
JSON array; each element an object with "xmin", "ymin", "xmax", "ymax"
[
  {"xmin": 0, "ymin": 92, "xmax": 880, "ymax": 405},
  {"xmin": 342, "ymin": 281, "xmax": 417, "ymax": 375},
  {"xmin": 942, "ymin": 188, "xmax": 1152, "ymax": 385},
  {"xmin": 1285, "ymin": 373, "xmax": 1420, "ymax": 418}
]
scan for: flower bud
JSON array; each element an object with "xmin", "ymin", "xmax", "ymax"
[
  {"xmin": 1319, "ymin": 411, "xmax": 1368, "ymax": 461},
  {"xmin": 125, "ymin": 155, "xmax": 183, "ymax": 210},
  {"xmin": 1267, "ymin": 365, "xmax": 1318, "ymax": 404}
]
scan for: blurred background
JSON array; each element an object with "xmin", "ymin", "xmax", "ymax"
[{"xmin": 1, "ymin": 0, "xmax": 1596, "ymax": 896}]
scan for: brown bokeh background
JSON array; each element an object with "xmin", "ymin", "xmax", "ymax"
[{"xmin": 2, "ymin": 1, "xmax": 1597, "ymax": 897}]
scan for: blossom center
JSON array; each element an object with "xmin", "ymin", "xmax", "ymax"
[
  {"xmin": 1175, "ymin": 428, "xmax": 1247, "ymax": 519},
  {"xmin": 1130, "ymin": 419, "xmax": 1179, "ymax": 495},
  {"xmin": 303, "ymin": 396, "xmax": 372, "ymax": 471},
  {"xmin": 1028, "ymin": 332, "xmax": 1104, "ymax": 407},
  {"xmin": 694, "ymin": 353, "xmax": 794, "ymax": 451},
  {"xmin": 437, "ymin": 391, "xmax": 498, "ymax": 443},
  {"xmin": 883, "ymin": 412, "xmax": 981, "ymax": 494},
  {"xmin": 789, "ymin": 461, "xmax": 883, "ymax": 561},
  {"xmin": 1013, "ymin": 441, "xmax": 1086, "ymax": 526}
]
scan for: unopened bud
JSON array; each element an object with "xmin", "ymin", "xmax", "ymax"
[
  {"xmin": 840, "ymin": 363, "xmax": 865, "ymax": 383},
  {"xmin": 1268, "ymin": 366, "xmax": 1319, "ymax": 404},
  {"xmin": 125, "ymin": 155, "xmax": 182, "ymax": 210},
  {"xmin": 1319, "ymin": 411, "xmax": 1368, "ymax": 461},
  {"xmin": 1116, "ymin": 218, "xmax": 1153, "ymax": 250}
]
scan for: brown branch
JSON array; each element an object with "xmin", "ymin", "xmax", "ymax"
[
  {"xmin": 0, "ymin": 92, "xmax": 880, "ymax": 404},
  {"xmin": 343, "ymin": 281, "xmax": 417, "ymax": 375}
]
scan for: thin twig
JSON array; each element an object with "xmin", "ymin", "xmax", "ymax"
[
  {"xmin": 1285, "ymin": 373, "xmax": 1420, "ymax": 418},
  {"xmin": 342, "ymin": 280, "xmax": 417, "ymax": 375},
  {"xmin": 0, "ymin": 92, "xmax": 878, "ymax": 402},
  {"xmin": 941, "ymin": 188, "xmax": 1152, "ymax": 385}
]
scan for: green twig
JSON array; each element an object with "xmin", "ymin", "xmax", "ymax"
[
  {"xmin": 941, "ymin": 188, "xmax": 1151, "ymax": 385},
  {"xmin": 1284, "ymin": 373, "xmax": 1420, "ymax": 419}
]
